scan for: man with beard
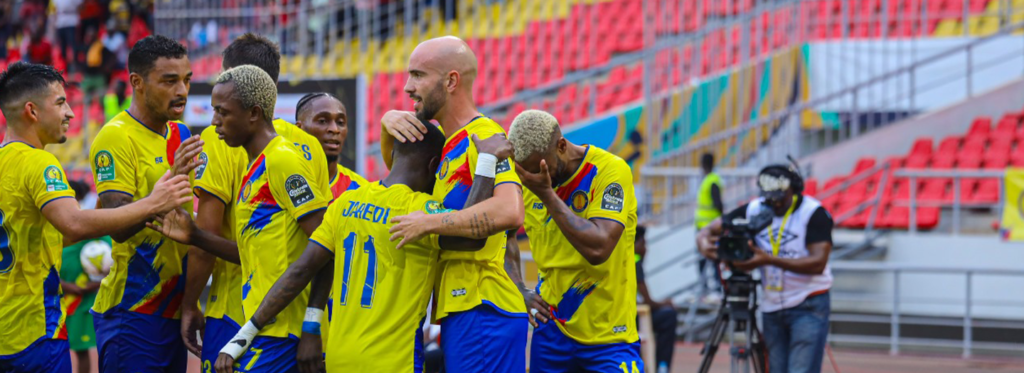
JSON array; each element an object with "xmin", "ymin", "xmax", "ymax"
[
  {"xmin": 0, "ymin": 61, "xmax": 193, "ymax": 373},
  {"xmin": 380, "ymin": 36, "xmax": 527, "ymax": 372},
  {"xmin": 88, "ymin": 35, "xmax": 204, "ymax": 373}
]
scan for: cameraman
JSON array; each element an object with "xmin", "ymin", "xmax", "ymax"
[{"xmin": 696, "ymin": 165, "xmax": 834, "ymax": 373}]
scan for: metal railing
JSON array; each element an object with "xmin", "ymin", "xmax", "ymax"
[
  {"xmin": 828, "ymin": 262, "xmax": 1024, "ymax": 358},
  {"xmin": 895, "ymin": 169, "xmax": 1005, "ymax": 234},
  {"xmin": 637, "ymin": 166, "xmax": 761, "ymax": 227}
]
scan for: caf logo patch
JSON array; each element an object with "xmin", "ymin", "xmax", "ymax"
[
  {"xmin": 195, "ymin": 152, "xmax": 209, "ymax": 180},
  {"xmin": 570, "ymin": 190, "xmax": 589, "ymax": 213},
  {"xmin": 285, "ymin": 175, "xmax": 314, "ymax": 206},
  {"xmin": 424, "ymin": 200, "xmax": 453, "ymax": 215},
  {"xmin": 601, "ymin": 183, "xmax": 624, "ymax": 212},
  {"xmin": 439, "ymin": 157, "xmax": 451, "ymax": 179},
  {"xmin": 496, "ymin": 159, "xmax": 511, "ymax": 173},
  {"xmin": 94, "ymin": 150, "xmax": 115, "ymax": 182},
  {"xmin": 43, "ymin": 166, "xmax": 68, "ymax": 192}
]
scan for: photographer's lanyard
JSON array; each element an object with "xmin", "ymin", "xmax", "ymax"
[{"xmin": 766, "ymin": 196, "xmax": 797, "ymax": 292}]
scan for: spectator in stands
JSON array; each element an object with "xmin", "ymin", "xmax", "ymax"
[
  {"xmin": 695, "ymin": 152, "xmax": 723, "ymax": 296},
  {"xmin": 79, "ymin": 0, "xmax": 105, "ymax": 35},
  {"xmin": 24, "ymin": 28, "xmax": 53, "ymax": 65},
  {"xmin": 697, "ymin": 164, "xmax": 834, "ymax": 373},
  {"xmin": 104, "ymin": 79, "xmax": 131, "ymax": 122},
  {"xmin": 635, "ymin": 226, "xmax": 678, "ymax": 373},
  {"xmin": 109, "ymin": 0, "xmax": 132, "ymax": 37},
  {"xmin": 53, "ymin": 0, "xmax": 83, "ymax": 72},
  {"xmin": 0, "ymin": 1, "xmax": 11, "ymax": 59}
]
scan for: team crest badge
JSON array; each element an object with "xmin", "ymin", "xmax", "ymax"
[
  {"xmin": 43, "ymin": 166, "xmax": 68, "ymax": 192},
  {"xmin": 95, "ymin": 150, "xmax": 115, "ymax": 181},
  {"xmin": 439, "ymin": 157, "xmax": 451, "ymax": 179},
  {"xmin": 241, "ymin": 180, "xmax": 254, "ymax": 202},
  {"xmin": 570, "ymin": 190, "xmax": 589, "ymax": 213}
]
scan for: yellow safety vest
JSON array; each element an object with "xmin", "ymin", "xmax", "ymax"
[{"xmin": 695, "ymin": 172, "xmax": 722, "ymax": 229}]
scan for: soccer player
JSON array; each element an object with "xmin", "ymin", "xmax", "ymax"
[
  {"xmin": 391, "ymin": 110, "xmax": 642, "ymax": 371},
  {"xmin": 152, "ymin": 65, "xmax": 332, "ymax": 372},
  {"xmin": 380, "ymin": 35, "xmax": 527, "ymax": 372},
  {"xmin": 295, "ymin": 92, "xmax": 367, "ymax": 197},
  {"xmin": 209, "ymin": 121, "xmax": 514, "ymax": 372},
  {"xmin": 87, "ymin": 35, "xmax": 205, "ymax": 373},
  {"xmin": 181, "ymin": 33, "xmax": 331, "ymax": 371},
  {"xmin": 0, "ymin": 62, "xmax": 192, "ymax": 372}
]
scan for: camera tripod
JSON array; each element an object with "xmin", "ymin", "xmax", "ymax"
[{"xmin": 697, "ymin": 271, "xmax": 767, "ymax": 373}]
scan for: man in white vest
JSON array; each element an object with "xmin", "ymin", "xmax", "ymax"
[{"xmin": 696, "ymin": 164, "xmax": 834, "ymax": 373}]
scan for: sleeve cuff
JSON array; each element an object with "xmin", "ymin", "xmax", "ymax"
[
  {"xmin": 494, "ymin": 181, "xmax": 522, "ymax": 188},
  {"xmin": 39, "ymin": 195, "xmax": 75, "ymax": 211},
  {"xmin": 193, "ymin": 186, "xmax": 229, "ymax": 206},
  {"xmin": 589, "ymin": 216, "xmax": 625, "ymax": 228},
  {"xmin": 309, "ymin": 239, "xmax": 334, "ymax": 254},
  {"xmin": 97, "ymin": 189, "xmax": 135, "ymax": 198},
  {"xmin": 296, "ymin": 205, "xmax": 329, "ymax": 221}
]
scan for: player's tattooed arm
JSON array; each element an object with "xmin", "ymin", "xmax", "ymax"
[
  {"xmin": 250, "ymin": 242, "xmax": 333, "ymax": 328},
  {"xmin": 504, "ymin": 235, "xmax": 552, "ymax": 327}
]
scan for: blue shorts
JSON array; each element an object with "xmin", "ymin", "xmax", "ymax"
[
  {"xmin": 0, "ymin": 337, "xmax": 71, "ymax": 373},
  {"xmin": 93, "ymin": 309, "xmax": 187, "ymax": 373},
  {"xmin": 202, "ymin": 316, "xmax": 241, "ymax": 371},
  {"xmin": 233, "ymin": 335, "xmax": 299, "ymax": 372},
  {"xmin": 441, "ymin": 304, "xmax": 528, "ymax": 373},
  {"xmin": 530, "ymin": 320, "xmax": 644, "ymax": 373}
]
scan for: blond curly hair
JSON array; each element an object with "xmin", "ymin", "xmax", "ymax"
[
  {"xmin": 508, "ymin": 109, "xmax": 560, "ymax": 163},
  {"xmin": 215, "ymin": 65, "xmax": 277, "ymax": 122}
]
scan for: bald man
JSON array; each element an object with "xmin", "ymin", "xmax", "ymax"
[{"xmin": 381, "ymin": 36, "xmax": 529, "ymax": 372}]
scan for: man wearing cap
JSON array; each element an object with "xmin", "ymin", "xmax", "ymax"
[{"xmin": 695, "ymin": 164, "xmax": 834, "ymax": 373}]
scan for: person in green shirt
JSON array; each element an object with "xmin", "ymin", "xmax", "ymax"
[
  {"xmin": 102, "ymin": 79, "xmax": 131, "ymax": 122},
  {"xmin": 695, "ymin": 153, "xmax": 724, "ymax": 295},
  {"xmin": 60, "ymin": 179, "xmax": 111, "ymax": 373}
]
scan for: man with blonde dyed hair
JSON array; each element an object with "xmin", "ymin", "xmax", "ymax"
[
  {"xmin": 150, "ymin": 64, "xmax": 332, "ymax": 373},
  {"xmin": 510, "ymin": 110, "xmax": 642, "ymax": 372}
]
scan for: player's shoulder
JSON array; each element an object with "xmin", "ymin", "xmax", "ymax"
[
  {"xmin": 588, "ymin": 146, "xmax": 631, "ymax": 174},
  {"xmin": 339, "ymin": 165, "xmax": 367, "ymax": 183},
  {"xmin": 94, "ymin": 112, "xmax": 134, "ymax": 139},
  {"xmin": 263, "ymin": 138, "xmax": 308, "ymax": 169},
  {"xmin": 2, "ymin": 142, "xmax": 59, "ymax": 171},
  {"xmin": 465, "ymin": 116, "xmax": 506, "ymax": 136}
]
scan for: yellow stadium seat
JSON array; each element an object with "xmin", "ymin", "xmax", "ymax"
[
  {"xmin": 934, "ymin": 19, "xmax": 962, "ymax": 36},
  {"xmin": 975, "ymin": 17, "xmax": 1000, "ymax": 35}
]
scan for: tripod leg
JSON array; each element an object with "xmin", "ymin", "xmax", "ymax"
[
  {"xmin": 748, "ymin": 312, "xmax": 767, "ymax": 373},
  {"xmin": 697, "ymin": 308, "xmax": 730, "ymax": 373}
]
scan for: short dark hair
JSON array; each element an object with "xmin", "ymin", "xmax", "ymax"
[
  {"xmin": 701, "ymin": 152, "xmax": 714, "ymax": 171},
  {"xmin": 68, "ymin": 179, "xmax": 91, "ymax": 202},
  {"xmin": 296, "ymin": 92, "xmax": 338, "ymax": 117},
  {"xmin": 0, "ymin": 62, "xmax": 66, "ymax": 113},
  {"xmin": 395, "ymin": 124, "xmax": 446, "ymax": 161},
  {"xmin": 222, "ymin": 33, "xmax": 281, "ymax": 83},
  {"xmin": 128, "ymin": 35, "xmax": 188, "ymax": 77},
  {"xmin": 635, "ymin": 226, "xmax": 647, "ymax": 242}
]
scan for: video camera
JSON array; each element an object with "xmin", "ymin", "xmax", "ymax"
[{"xmin": 718, "ymin": 207, "xmax": 774, "ymax": 262}]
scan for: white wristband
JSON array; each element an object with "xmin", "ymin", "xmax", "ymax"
[
  {"xmin": 475, "ymin": 153, "xmax": 498, "ymax": 178},
  {"xmin": 304, "ymin": 307, "xmax": 324, "ymax": 323},
  {"xmin": 220, "ymin": 320, "xmax": 260, "ymax": 359}
]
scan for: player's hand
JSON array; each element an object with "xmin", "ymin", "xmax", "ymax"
[
  {"xmin": 514, "ymin": 159, "xmax": 553, "ymax": 193},
  {"xmin": 84, "ymin": 281, "xmax": 102, "ymax": 293},
  {"xmin": 471, "ymin": 133, "xmax": 514, "ymax": 160},
  {"xmin": 730, "ymin": 241, "xmax": 770, "ymax": 272},
  {"xmin": 147, "ymin": 207, "xmax": 197, "ymax": 245},
  {"xmin": 180, "ymin": 304, "xmax": 205, "ymax": 356},
  {"xmin": 171, "ymin": 135, "xmax": 205, "ymax": 176},
  {"xmin": 296, "ymin": 333, "xmax": 326, "ymax": 373},
  {"xmin": 61, "ymin": 282, "xmax": 83, "ymax": 297},
  {"xmin": 521, "ymin": 288, "xmax": 552, "ymax": 327},
  {"xmin": 382, "ymin": 110, "xmax": 427, "ymax": 143},
  {"xmin": 389, "ymin": 210, "xmax": 433, "ymax": 249},
  {"xmin": 148, "ymin": 171, "xmax": 194, "ymax": 214},
  {"xmin": 214, "ymin": 353, "xmax": 235, "ymax": 373},
  {"xmin": 697, "ymin": 233, "xmax": 720, "ymax": 260}
]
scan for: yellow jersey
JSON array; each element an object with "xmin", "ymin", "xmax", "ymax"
[
  {"xmin": 89, "ymin": 111, "xmax": 194, "ymax": 318},
  {"xmin": 329, "ymin": 166, "xmax": 367, "ymax": 202},
  {"xmin": 0, "ymin": 142, "xmax": 76, "ymax": 355},
  {"xmin": 310, "ymin": 181, "xmax": 446, "ymax": 371},
  {"xmin": 192, "ymin": 119, "xmax": 328, "ymax": 324},
  {"xmin": 433, "ymin": 116, "xmax": 525, "ymax": 320},
  {"xmin": 235, "ymin": 135, "xmax": 331, "ymax": 339},
  {"xmin": 523, "ymin": 145, "xmax": 639, "ymax": 345}
]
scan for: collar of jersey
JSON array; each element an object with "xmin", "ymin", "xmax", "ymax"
[
  {"xmin": 124, "ymin": 109, "xmax": 168, "ymax": 139},
  {"xmin": 0, "ymin": 140, "xmax": 35, "ymax": 149},
  {"xmin": 554, "ymin": 144, "xmax": 592, "ymax": 189}
]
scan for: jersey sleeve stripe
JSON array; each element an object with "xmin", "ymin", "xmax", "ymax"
[
  {"xmin": 589, "ymin": 216, "xmax": 625, "ymax": 228},
  {"xmin": 298, "ymin": 206, "xmax": 328, "ymax": 221},
  {"xmin": 97, "ymin": 190, "xmax": 134, "ymax": 198},
  {"xmin": 39, "ymin": 195, "xmax": 74, "ymax": 210},
  {"xmin": 309, "ymin": 239, "xmax": 333, "ymax": 254},
  {"xmin": 494, "ymin": 181, "xmax": 522, "ymax": 188},
  {"xmin": 193, "ymin": 186, "xmax": 228, "ymax": 206}
]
